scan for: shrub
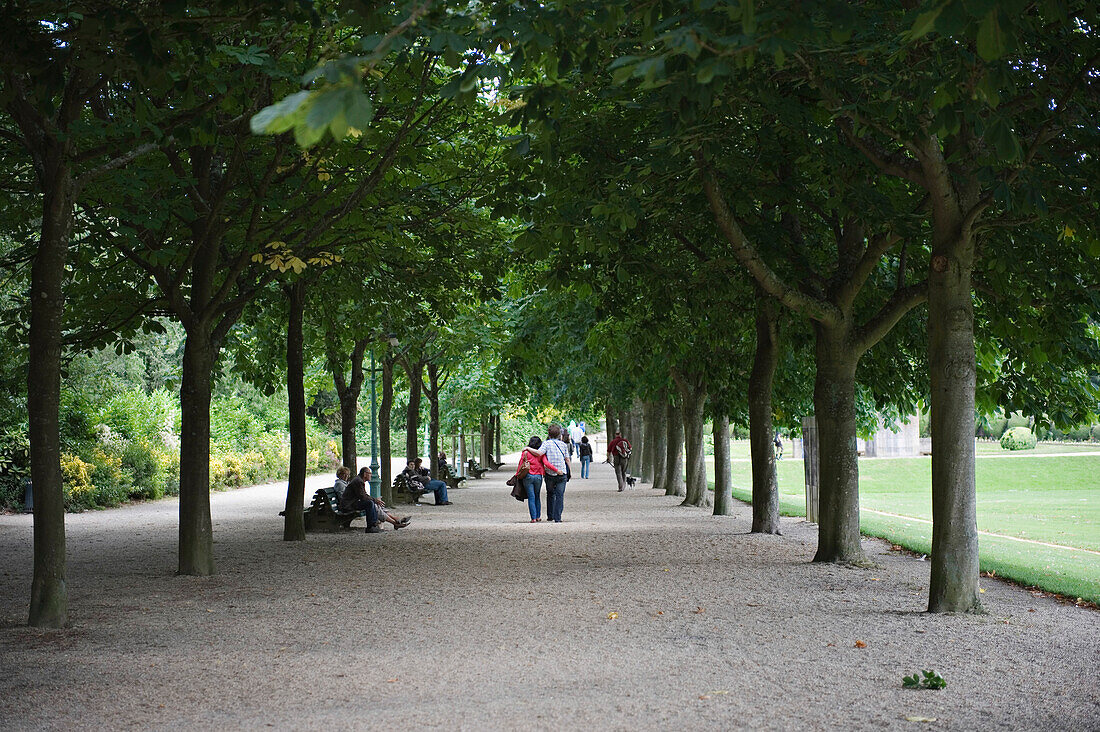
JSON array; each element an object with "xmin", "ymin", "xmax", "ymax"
[
  {"xmin": 1092, "ymin": 425, "xmax": 1100, "ymax": 443},
  {"xmin": 122, "ymin": 439, "xmax": 174, "ymax": 500},
  {"xmin": 61, "ymin": 452, "xmax": 98, "ymax": 511},
  {"xmin": 1000, "ymin": 426, "xmax": 1037, "ymax": 451},
  {"xmin": 1064, "ymin": 424, "xmax": 1093, "ymax": 442},
  {"xmin": 93, "ymin": 388, "xmax": 178, "ymax": 443},
  {"xmin": 0, "ymin": 473, "xmax": 24, "ymax": 511}
]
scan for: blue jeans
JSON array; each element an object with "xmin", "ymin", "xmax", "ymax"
[
  {"xmin": 349, "ymin": 498, "xmax": 380, "ymax": 526},
  {"xmin": 580, "ymin": 455, "xmax": 591, "ymax": 478},
  {"xmin": 545, "ymin": 474, "xmax": 567, "ymax": 522},
  {"xmin": 426, "ymin": 479, "xmax": 448, "ymax": 504},
  {"xmin": 523, "ymin": 474, "xmax": 543, "ymax": 520}
]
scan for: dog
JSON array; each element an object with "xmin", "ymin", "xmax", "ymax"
[{"xmin": 625, "ymin": 475, "xmax": 637, "ymax": 488}]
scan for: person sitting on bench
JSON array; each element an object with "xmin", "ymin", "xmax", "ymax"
[
  {"xmin": 341, "ymin": 467, "xmax": 410, "ymax": 531},
  {"xmin": 403, "ymin": 458, "xmax": 452, "ymax": 505}
]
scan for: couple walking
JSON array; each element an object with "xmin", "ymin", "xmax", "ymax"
[{"xmin": 515, "ymin": 424, "xmax": 571, "ymax": 523}]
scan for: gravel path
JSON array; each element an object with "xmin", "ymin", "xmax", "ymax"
[{"xmin": 1, "ymin": 459, "xmax": 1098, "ymax": 730}]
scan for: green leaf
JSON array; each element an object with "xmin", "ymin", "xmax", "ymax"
[
  {"xmin": 345, "ymin": 90, "xmax": 374, "ymax": 130},
  {"xmin": 985, "ymin": 116, "xmax": 1021, "ymax": 161},
  {"xmin": 250, "ymin": 91, "xmax": 311, "ymax": 135},
  {"xmin": 976, "ymin": 10, "xmax": 1007, "ymax": 61},
  {"xmin": 909, "ymin": 7, "xmax": 942, "ymax": 40}
]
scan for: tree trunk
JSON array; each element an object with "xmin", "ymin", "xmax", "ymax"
[
  {"xmin": 380, "ymin": 356, "xmax": 394, "ymax": 505},
  {"xmin": 749, "ymin": 295, "xmax": 782, "ymax": 534},
  {"xmin": 677, "ymin": 375, "xmax": 710, "ymax": 507},
  {"xmin": 178, "ymin": 328, "xmax": 217, "ymax": 576},
  {"xmin": 641, "ymin": 400, "xmax": 658, "ymax": 483},
  {"xmin": 481, "ymin": 413, "xmax": 491, "ymax": 466},
  {"xmin": 605, "ymin": 405, "xmax": 616, "ymax": 436},
  {"xmin": 27, "ymin": 158, "xmax": 73, "ymax": 628},
  {"xmin": 283, "ymin": 283, "xmax": 306, "ymax": 541},
  {"xmin": 650, "ymin": 395, "xmax": 668, "ymax": 493},
  {"xmin": 665, "ymin": 398, "xmax": 685, "ymax": 497},
  {"xmin": 337, "ymin": 388, "xmax": 359, "ymax": 472},
  {"xmin": 630, "ymin": 398, "xmax": 644, "ymax": 479},
  {"xmin": 494, "ymin": 413, "xmax": 502, "ymax": 464},
  {"xmin": 928, "ymin": 238, "xmax": 981, "ymax": 613},
  {"xmin": 404, "ymin": 360, "xmax": 422, "ymax": 461},
  {"xmin": 811, "ymin": 325, "xmax": 863, "ymax": 564},
  {"xmin": 712, "ymin": 415, "xmax": 732, "ymax": 516},
  {"xmin": 427, "ymin": 363, "xmax": 441, "ymax": 478}
]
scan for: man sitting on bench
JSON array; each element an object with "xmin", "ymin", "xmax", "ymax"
[
  {"xmin": 403, "ymin": 458, "xmax": 452, "ymax": 505},
  {"xmin": 341, "ymin": 467, "xmax": 410, "ymax": 531},
  {"xmin": 340, "ymin": 466, "xmax": 383, "ymax": 532}
]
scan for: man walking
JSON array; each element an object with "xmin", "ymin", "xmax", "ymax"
[
  {"xmin": 607, "ymin": 430, "xmax": 632, "ymax": 492},
  {"xmin": 541, "ymin": 424, "xmax": 571, "ymax": 523}
]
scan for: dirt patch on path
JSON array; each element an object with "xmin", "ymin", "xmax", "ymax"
[{"xmin": 1, "ymin": 461, "xmax": 1097, "ymax": 730}]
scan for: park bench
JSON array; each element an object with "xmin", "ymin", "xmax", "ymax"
[
  {"xmin": 392, "ymin": 472, "xmax": 432, "ymax": 504},
  {"xmin": 301, "ymin": 486, "xmax": 368, "ymax": 532},
  {"xmin": 488, "ymin": 457, "xmax": 505, "ymax": 470},
  {"xmin": 466, "ymin": 458, "xmax": 489, "ymax": 479},
  {"xmin": 438, "ymin": 461, "xmax": 467, "ymax": 492}
]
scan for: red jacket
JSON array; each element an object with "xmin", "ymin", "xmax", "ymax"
[
  {"xmin": 608, "ymin": 436, "xmax": 631, "ymax": 458},
  {"xmin": 518, "ymin": 447, "xmax": 555, "ymax": 476}
]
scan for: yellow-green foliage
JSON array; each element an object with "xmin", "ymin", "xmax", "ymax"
[{"xmin": 61, "ymin": 453, "xmax": 97, "ymax": 511}]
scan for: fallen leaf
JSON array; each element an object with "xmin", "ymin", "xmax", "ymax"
[
  {"xmin": 386, "ymin": 678, "xmax": 398, "ymax": 683},
  {"xmin": 693, "ymin": 607, "xmax": 705, "ymax": 614},
  {"xmin": 905, "ymin": 716, "xmax": 937, "ymax": 723},
  {"xmin": 854, "ymin": 640, "xmax": 867, "ymax": 648},
  {"xmin": 607, "ymin": 612, "xmax": 619, "ymax": 620},
  {"xmin": 979, "ymin": 588, "xmax": 986, "ymax": 594},
  {"xmin": 656, "ymin": 611, "xmax": 664, "ymax": 615},
  {"xmin": 699, "ymin": 695, "xmax": 710, "ymax": 700},
  {"xmin": 870, "ymin": 577, "xmax": 880, "ymax": 581},
  {"xmin": 710, "ymin": 690, "xmax": 729, "ymax": 695}
]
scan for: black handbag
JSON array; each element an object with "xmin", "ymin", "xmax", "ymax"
[{"xmin": 510, "ymin": 479, "xmax": 526, "ymax": 501}]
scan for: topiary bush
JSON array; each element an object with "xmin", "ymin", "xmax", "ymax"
[{"xmin": 1000, "ymin": 426, "xmax": 1037, "ymax": 451}]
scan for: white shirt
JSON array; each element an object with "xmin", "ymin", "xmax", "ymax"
[
  {"xmin": 543, "ymin": 438, "xmax": 570, "ymax": 474},
  {"xmin": 570, "ymin": 425, "xmax": 584, "ymax": 444}
]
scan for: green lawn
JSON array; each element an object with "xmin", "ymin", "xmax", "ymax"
[{"xmin": 711, "ymin": 444, "xmax": 1100, "ymax": 602}]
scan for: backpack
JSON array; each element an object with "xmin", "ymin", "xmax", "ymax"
[{"xmin": 614, "ymin": 440, "xmax": 632, "ymax": 459}]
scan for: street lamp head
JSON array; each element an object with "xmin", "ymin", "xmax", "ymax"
[{"xmin": 387, "ymin": 334, "xmax": 399, "ymax": 347}]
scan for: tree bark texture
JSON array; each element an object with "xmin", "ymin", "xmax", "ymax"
[
  {"xmin": 27, "ymin": 155, "xmax": 72, "ymax": 628},
  {"xmin": 605, "ymin": 405, "xmax": 617, "ymax": 436},
  {"xmin": 676, "ymin": 374, "xmax": 710, "ymax": 508},
  {"xmin": 749, "ymin": 297, "xmax": 782, "ymax": 534},
  {"xmin": 630, "ymin": 398, "xmax": 645, "ymax": 479},
  {"xmin": 811, "ymin": 326, "xmax": 863, "ymax": 563},
  {"xmin": 712, "ymin": 415, "xmax": 732, "ymax": 516},
  {"xmin": 380, "ymin": 356, "xmax": 394, "ymax": 506},
  {"xmin": 427, "ymin": 363, "xmax": 441, "ymax": 478},
  {"xmin": 283, "ymin": 283, "xmax": 306, "ymax": 542},
  {"xmin": 650, "ymin": 398, "xmax": 669, "ymax": 493},
  {"xmin": 640, "ymin": 400, "xmax": 659, "ymax": 483},
  {"xmin": 178, "ymin": 329, "xmax": 217, "ymax": 575},
  {"xmin": 494, "ymin": 413, "xmax": 502, "ymax": 464},
  {"xmin": 927, "ymin": 238, "xmax": 981, "ymax": 613},
  {"xmin": 331, "ymin": 339, "xmax": 367, "ymax": 473},
  {"xmin": 404, "ymin": 360, "xmax": 422, "ymax": 462},
  {"xmin": 664, "ymin": 399, "xmax": 685, "ymax": 497}
]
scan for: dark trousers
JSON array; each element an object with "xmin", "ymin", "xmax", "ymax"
[
  {"xmin": 545, "ymin": 474, "xmax": 567, "ymax": 522},
  {"xmin": 349, "ymin": 498, "xmax": 379, "ymax": 526}
]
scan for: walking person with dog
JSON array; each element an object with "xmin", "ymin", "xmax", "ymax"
[{"xmin": 607, "ymin": 430, "xmax": 632, "ymax": 492}]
